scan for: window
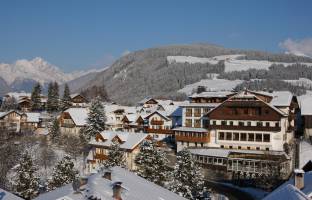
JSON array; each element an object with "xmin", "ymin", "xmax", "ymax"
[
  {"xmin": 186, "ymin": 108, "xmax": 192, "ymax": 116},
  {"xmin": 195, "ymin": 142, "xmax": 198, "ymax": 147},
  {"xmin": 229, "ymin": 121, "xmax": 234, "ymax": 126},
  {"xmin": 239, "ymin": 121, "xmax": 244, "ymax": 126},
  {"xmin": 201, "ymin": 143, "xmax": 204, "ymax": 147},
  {"xmin": 229, "ymin": 146, "xmax": 233, "ymax": 149},
  {"xmin": 212, "ymin": 120, "xmax": 216, "ymax": 125},
  {"xmin": 256, "ymin": 147, "xmax": 260, "ymax": 150},
  {"xmin": 265, "ymin": 147, "xmax": 270, "ymax": 151},
  {"xmin": 226, "ymin": 132, "xmax": 232, "ymax": 140},
  {"xmin": 275, "ymin": 122, "xmax": 280, "ymax": 127},
  {"xmin": 233, "ymin": 133, "xmax": 239, "ymax": 141},
  {"xmin": 219, "ymin": 132, "xmax": 225, "ymax": 140},
  {"xmin": 220, "ymin": 145, "xmax": 224, "ymax": 148},
  {"xmin": 266, "ymin": 122, "xmax": 270, "ymax": 127},
  {"xmin": 194, "ymin": 119, "xmax": 201, "ymax": 128},
  {"xmin": 194, "ymin": 108, "xmax": 201, "ymax": 116},
  {"xmin": 221, "ymin": 120, "xmax": 226, "ymax": 125},
  {"xmin": 203, "ymin": 119, "xmax": 209, "ymax": 128},
  {"xmin": 247, "ymin": 121, "xmax": 251, "ymax": 126},
  {"xmin": 247, "ymin": 146, "xmax": 251, "ymax": 150},
  {"xmin": 203, "ymin": 108, "xmax": 210, "ymax": 113},
  {"xmin": 256, "ymin": 134, "xmax": 262, "ymax": 142},
  {"xmin": 240, "ymin": 133, "xmax": 247, "ymax": 141},
  {"xmin": 238, "ymin": 146, "xmax": 241, "ymax": 149},
  {"xmin": 248, "ymin": 133, "xmax": 255, "ymax": 141},
  {"xmin": 263, "ymin": 134, "xmax": 270, "ymax": 142},
  {"xmin": 185, "ymin": 119, "xmax": 192, "ymax": 127},
  {"xmin": 257, "ymin": 122, "xmax": 263, "ymax": 127}
]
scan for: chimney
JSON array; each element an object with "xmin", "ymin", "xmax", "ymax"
[
  {"xmin": 294, "ymin": 169, "xmax": 305, "ymax": 190},
  {"xmin": 113, "ymin": 182, "xmax": 123, "ymax": 200},
  {"xmin": 103, "ymin": 171, "xmax": 112, "ymax": 181}
]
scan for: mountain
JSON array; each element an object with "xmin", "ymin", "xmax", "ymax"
[
  {"xmin": 0, "ymin": 57, "xmax": 100, "ymax": 93},
  {"xmin": 77, "ymin": 44, "xmax": 312, "ymax": 105},
  {"xmin": 0, "ymin": 77, "xmax": 10, "ymax": 96}
]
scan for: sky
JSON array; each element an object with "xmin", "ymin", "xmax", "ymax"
[{"xmin": 0, "ymin": 0, "xmax": 312, "ymax": 72}]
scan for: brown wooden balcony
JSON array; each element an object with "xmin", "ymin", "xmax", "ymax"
[
  {"xmin": 61, "ymin": 123, "xmax": 75, "ymax": 128},
  {"xmin": 146, "ymin": 128, "xmax": 174, "ymax": 134},
  {"xmin": 151, "ymin": 120, "xmax": 164, "ymax": 125},
  {"xmin": 175, "ymin": 135, "xmax": 210, "ymax": 143},
  {"xmin": 94, "ymin": 153, "xmax": 108, "ymax": 161},
  {"xmin": 208, "ymin": 125, "xmax": 281, "ymax": 132}
]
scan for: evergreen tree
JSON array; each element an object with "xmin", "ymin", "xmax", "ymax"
[
  {"xmin": 0, "ymin": 96, "xmax": 17, "ymax": 111},
  {"xmin": 84, "ymin": 97, "xmax": 106, "ymax": 141},
  {"xmin": 49, "ymin": 118, "xmax": 61, "ymax": 144},
  {"xmin": 135, "ymin": 140, "xmax": 169, "ymax": 186},
  {"xmin": 48, "ymin": 155, "xmax": 78, "ymax": 190},
  {"xmin": 61, "ymin": 83, "xmax": 71, "ymax": 111},
  {"xmin": 13, "ymin": 151, "xmax": 39, "ymax": 200},
  {"xmin": 169, "ymin": 149, "xmax": 204, "ymax": 199},
  {"xmin": 31, "ymin": 83, "xmax": 42, "ymax": 111},
  {"xmin": 103, "ymin": 140, "xmax": 125, "ymax": 169},
  {"xmin": 47, "ymin": 82, "xmax": 60, "ymax": 112}
]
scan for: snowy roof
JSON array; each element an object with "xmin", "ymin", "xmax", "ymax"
[
  {"xmin": 180, "ymin": 102, "xmax": 221, "ymax": 108},
  {"xmin": 0, "ymin": 188, "xmax": 24, "ymax": 200},
  {"xmin": 25, "ymin": 112, "xmax": 40, "ymax": 123},
  {"xmin": 269, "ymin": 91, "xmax": 293, "ymax": 107},
  {"xmin": 64, "ymin": 107, "xmax": 89, "ymax": 126},
  {"xmin": 89, "ymin": 131, "xmax": 148, "ymax": 150},
  {"xmin": 263, "ymin": 184, "xmax": 310, "ymax": 200},
  {"xmin": 190, "ymin": 91, "xmax": 234, "ymax": 98},
  {"xmin": 5, "ymin": 92, "xmax": 31, "ymax": 99},
  {"xmin": 35, "ymin": 167, "xmax": 186, "ymax": 200},
  {"xmin": 299, "ymin": 95, "xmax": 312, "ymax": 115},
  {"xmin": 144, "ymin": 111, "xmax": 171, "ymax": 121},
  {"xmin": 266, "ymin": 171, "xmax": 312, "ymax": 199},
  {"xmin": 299, "ymin": 140, "xmax": 312, "ymax": 169},
  {"xmin": 173, "ymin": 127, "xmax": 208, "ymax": 132}
]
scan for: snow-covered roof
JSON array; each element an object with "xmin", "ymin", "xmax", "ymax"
[
  {"xmin": 144, "ymin": 111, "xmax": 171, "ymax": 121},
  {"xmin": 269, "ymin": 91, "xmax": 293, "ymax": 107},
  {"xmin": 25, "ymin": 112, "xmax": 40, "ymax": 123},
  {"xmin": 0, "ymin": 188, "xmax": 24, "ymax": 200},
  {"xmin": 263, "ymin": 184, "xmax": 310, "ymax": 200},
  {"xmin": 5, "ymin": 92, "xmax": 31, "ymax": 99},
  {"xmin": 299, "ymin": 140, "xmax": 312, "ymax": 169},
  {"xmin": 299, "ymin": 95, "xmax": 312, "ymax": 115},
  {"xmin": 180, "ymin": 102, "xmax": 221, "ymax": 108},
  {"xmin": 173, "ymin": 127, "xmax": 208, "ymax": 132},
  {"xmin": 35, "ymin": 167, "xmax": 186, "ymax": 200},
  {"xmin": 64, "ymin": 107, "xmax": 89, "ymax": 126},
  {"xmin": 190, "ymin": 91, "xmax": 234, "ymax": 98},
  {"xmin": 265, "ymin": 171, "xmax": 312, "ymax": 200},
  {"xmin": 90, "ymin": 131, "xmax": 148, "ymax": 150}
]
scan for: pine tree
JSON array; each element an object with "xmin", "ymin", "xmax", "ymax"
[
  {"xmin": 135, "ymin": 140, "xmax": 169, "ymax": 186},
  {"xmin": 47, "ymin": 82, "xmax": 60, "ymax": 112},
  {"xmin": 48, "ymin": 155, "xmax": 78, "ymax": 190},
  {"xmin": 103, "ymin": 140, "xmax": 125, "ymax": 169},
  {"xmin": 61, "ymin": 83, "xmax": 71, "ymax": 111},
  {"xmin": 169, "ymin": 149, "xmax": 205, "ymax": 199},
  {"xmin": 49, "ymin": 118, "xmax": 61, "ymax": 144},
  {"xmin": 84, "ymin": 97, "xmax": 106, "ymax": 141},
  {"xmin": 13, "ymin": 151, "xmax": 39, "ymax": 200},
  {"xmin": 31, "ymin": 83, "xmax": 42, "ymax": 111}
]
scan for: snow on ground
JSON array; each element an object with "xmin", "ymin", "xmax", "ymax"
[
  {"xmin": 178, "ymin": 77, "xmax": 243, "ymax": 95},
  {"xmin": 167, "ymin": 55, "xmax": 312, "ymax": 72}
]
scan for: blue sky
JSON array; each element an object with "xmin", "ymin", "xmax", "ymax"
[{"xmin": 0, "ymin": 0, "xmax": 311, "ymax": 72}]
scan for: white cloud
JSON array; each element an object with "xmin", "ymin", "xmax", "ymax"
[{"xmin": 279, "ymin": 38, "xmax": 312, "ymax": 57}]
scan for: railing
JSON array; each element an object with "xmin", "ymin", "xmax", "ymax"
[
  {"xmin": 94, "ymin": 153, "xmax": 108, "ymax": 160},
  {"xmin": 145, "ymin": 128, "xmax": 174, "ymax": 134},
  {"xmin": 150, "ymin": 120, "xmax": 164, "ymax": 125},
  {"xmin": 208, "ymin": 125, "xmax": 281, "ymax": 132},
  {"xmin": 61, "ymin": 123, "xmax": 75, "ymax": 128},
  {"xmin": 175, "ymin": 135, "xmax": 210, "ymax": 143}
]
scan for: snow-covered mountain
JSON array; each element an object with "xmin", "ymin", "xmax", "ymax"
[{"xmin": 0, "ymin": 57, "xmax": 101, "ymax": 93}]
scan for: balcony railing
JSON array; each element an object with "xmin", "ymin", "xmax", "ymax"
[
  {"xmin": 146, "ymin": 128, "xmax": 174, "ymax": 134},
  {"xmin": 94, "ymin": 153, "xmax": 108, "ymax": 161},
  {"xmin": 175, "ymin": 135, "xmax": 210, "ymax": 143},
  {"xmin": 150, "ymin": 120, "xmax": 164, "ymax": 125},
  {"xmin": 61, "ymin": 123, "xmax": 75, "ymax": 128},
  {"xmin": 208, "ymin": 125, "xmax": 281, "ymax": 132}
]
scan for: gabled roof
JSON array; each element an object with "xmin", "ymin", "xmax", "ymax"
[
  {"xmin": 144, "ymin": 110, "xmax": 171, "ymax": 121},
  {"xmin": 299, "ymin": 95, "xmax": 312, "ymax": 116},
  {"xmin": 263, "ymin": 184, "xmax": 310, "ymax": 200},
  {"xmin": 64, "ymin": 108, "xmax": 89, "ymax": 126},
  {"xmin": 0, "ymin": 188, "xmax": 24, "ymax": 200},
  {"xmin": 0, "ymin": 110, "xmax": 24, "ymax": 119},
  {"xmin": 190, "ymin": 91, "xmax": 234, "ymax": 98},
  {"xmin": 90, "ymin": 131, "xmax": 148, "ymax": 150},
  {"xmin": 34, "ymin": 167, "xmax": 186, "ymax": 200},
  {"xmin": 70, "ymin": 93, "xmax": 85, "ymax": 99}
]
